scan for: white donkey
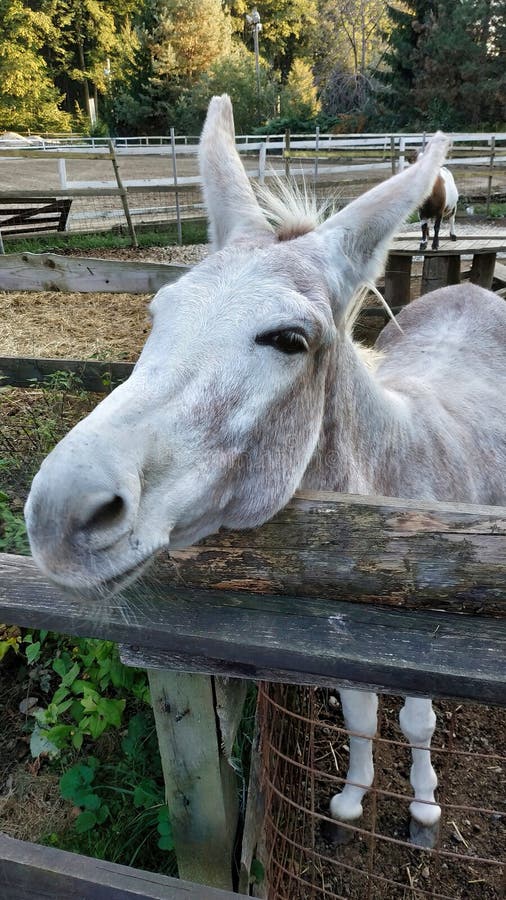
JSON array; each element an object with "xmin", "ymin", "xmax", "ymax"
[{"xmin": 26, "ymin": 96, "xmax": 506, "ymax": 850}]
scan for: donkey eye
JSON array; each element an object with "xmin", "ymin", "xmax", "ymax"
[{"xmin": 255, "ymin": 329, "xmax": 309, "ymax": 355}]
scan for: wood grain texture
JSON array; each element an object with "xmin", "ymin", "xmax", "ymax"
[
  {"xmin": 0, "ymin": 251, "xmax": 187, "ymax": 293},
  {"xmin": 0, "ymin": 356, "xmax": 134, "ymax": 391},
  {"xmin": 421, "ymin": 254, "xmax": 461, "ymax": 294},
  {"xmin": 1, "ymin": 541, "xmax": 505, "ymax": 702},
  {"xmin": 469, "ymin": 252, "xmax": 497, "ymax": 288},
  {"xmin": 148, "ymin": 672, "xmax": 240, "ymax": 891},
  {"xmin": 167, "ymin": 491, "xmax": 506, "ymax": 617},
  {"xmin": 0, "ymin": 833, "xmax": 239, "ymax": 898}
]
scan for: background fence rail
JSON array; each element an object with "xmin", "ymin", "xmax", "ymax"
[{"xmin": 1, "ymin": 131, "xmax": 505, "ymax": 240}]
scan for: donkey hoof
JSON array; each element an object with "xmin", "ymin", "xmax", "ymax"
[
  {"xmin": 321, "ymin": 818, "xmax": 356, "ymax": 846},
  {"xmin": 409, "ymin": 818, "xmax": 439, "ymax": 849},
  {"xmin": 431, "ymin": 243, "xmax": 439, "ymax": 251},
  {"xmin": 419, "ymin": 241, "xmax": 427, "ymax": 251},
  {"xmin": 450, "ymin": 233, "xmax": 457, "ymax": 242}
]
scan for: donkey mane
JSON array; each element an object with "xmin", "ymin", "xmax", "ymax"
[
  {"xmin": 255, "ymin": 176, "xmax": 335, "ymax": 241},
  {"xmin": 256, "ymin": 176, "xmax": 393, "ymax": 369}
]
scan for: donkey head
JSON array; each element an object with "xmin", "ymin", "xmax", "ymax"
[{"xmin": 25, "ymin": 96, "xmax": 448, "ymax": 594}]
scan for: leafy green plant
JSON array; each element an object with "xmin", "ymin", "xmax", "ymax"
[
  {"xmin": 26, "ymin": 635, "xmax": 149, "ymax": 754},
  {"xmin": 0, "ymin": 486, "xmax": 29, "ymax": 554},
  {"xmin": 50, "ymin": 712, "xmax": 176, "ymax": 873}
]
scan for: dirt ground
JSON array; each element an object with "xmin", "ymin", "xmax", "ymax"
[{"xmin": 263, "ymin": 686, "xmax": 505, "ymax": 900}]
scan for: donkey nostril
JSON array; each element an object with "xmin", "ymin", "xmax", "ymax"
[{"xmin": 84, "ymin": 493, "xmax": 126, "ymax": 531}]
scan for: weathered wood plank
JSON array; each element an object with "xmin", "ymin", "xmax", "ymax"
[
  {"xmin": 0, "ymin": 252, "xmax": 187, "ymax": 293},
  {"xmin": 421, "ymin": 254, "xmax": 460, "ymax": 294},
  {"xmin": 0, "ymin": 356, "xmax": 134, "ymax": 391},
  {"xmin": 1, "ymin": 551, "xmax": 505, "ymax": 702},
  {"xmin": 389, "ymin": 240, "xmax": 506, "ymax": 256},
  {"xmin": 469, "ymin": 252, "xmax": 497, "ymax": 289},
  {"xmin": 167, "ymin": 491, "xmax": 506, "ymax": 617},
  {"xmin": 493, "ymin": 261, "xmax": 506, "ymax": 288},
  {"xmin": 148, "ymin": 672, "xmax": 240, "ymax": 891},
  {"xmin": 1, "ymin": 492, "xmax": 505, "ymax": 616},
  {"xmin": 384, "ymin": 254, "xmax": 412, "ymax": 308},
  {"xmin": 0, "ymin": 833, "xmax": 238, "ymax": 898},
  {"xmin": 0, "ymin": 148, "xmax": 113, "ymax": 160}
]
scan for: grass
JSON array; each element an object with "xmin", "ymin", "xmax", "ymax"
[
  {"xmin": 2, "ymin": 220, "xmax": 208, "ymax": 255},
  {"xmin": 470, "ymin": 201, "xmax": 506, "ymax": 218}
]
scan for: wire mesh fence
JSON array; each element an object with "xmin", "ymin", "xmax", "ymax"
[{"xmin": 258, "ymin": 682, "xmax": 505, "ymax": 900}]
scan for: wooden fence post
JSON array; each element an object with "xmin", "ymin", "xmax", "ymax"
[
  {"xmin": 258, "ymin": 143, "xmax": 266, "ymax": 185},
  {"xmin": 314, "ymin": 126, "xmax": 320, "ymax": 184},
  {"xmin": 148, "ymin": 670, "xmax": 246, "ymax": 892},
  {"xmin": 284, "ymin": 129, "xmax": 291, "ymax": 178},
  {"xmin": 58, "ymin": 158, "xmax": 67, "ymax": 190},
  {"xmin": 398, "ymin": 135, "xmax": 406, "ymax": 172},
  {"xmin": 107, "ymin": 139, "xmax": 138, "ymax": 249}
]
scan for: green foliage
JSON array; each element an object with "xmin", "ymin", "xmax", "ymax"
[
  {"xmin": 23, "ymin": 634, "xmax": 148, "ymax": 753},
  {"xmin": 0, "ymin": 0, "xmax": 71, "ymax": 131},
  {"xmin": 0, "ymin": 482, "xmax": 29, "ymax": 554},
  {"xmin": 109, "ymin": 0, "xmax": 233, "ymax": 134},
  {"xmin": 226, "ymin": 0, "xmax": 318, "ymax": 82},
  {"xmin": 182, "ymin": 45, "xmax": 278, "ymax": 133},
  {"xmin": 50, "ymin": 712, "xmax": 176, "ymax": 872},
  {"xmin": 378, "ymin": 0, "xmax": 506, "ymax": 130},
  {"xmin": 279, "ymin": 58, "xmax": 319, "ymax": 119},
  {"xmin": 2, "ymin": 221, "xmax": 207, "ymax": 255}
]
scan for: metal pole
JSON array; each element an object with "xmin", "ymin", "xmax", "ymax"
[
  {"xmin": 246, "ymin": 9, "xmax": 262, "ymax": 118},
  {"xmin": 486, "ymin": 136, "xmax": 496, "ymax": 217},
  {"xmin": 170, "ymin": 126, "xmax": 182, "ymax": 245},
  {"xmin": 253, "ymin": 26, "xmax": 260, "ymax": 105}
]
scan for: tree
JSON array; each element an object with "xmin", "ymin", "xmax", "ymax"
[
  {"xmin": 183, "ymin": 44, "xmax": 279, "ymax": 133},
  {"xmin": 380, "ymin": 0, "xmax": 506, "ymax": 129},
  {"xmin": 279, "ymin": 59, "xmax": 319, "ymax": 118},
  {"xmin": 226, "ymin": 0, "xmax": 318, "ymax": 82},
  {"xmin": 109, "ymin": 0, "xmax": 233, "ymax": 134},
  {"xmin": 316, "ymin": 0, "xmax": 394, "ymax": 79},
  {"xmin": 413, "ymin": 0, "xmax": 506, "ymax": 128},
  {"xmin": 145, "ymin": 0, "xmax": 231, "ymax": 82},
  {"xmin": 0, "ymin": 0, "xmax": 71, "ymax": 131},
  {"xmin": 377, "ymin": 1, "xmax": 437, "ymax": 126}
]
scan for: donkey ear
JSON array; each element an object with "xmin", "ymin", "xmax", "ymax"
[
  {"xmin": 315, "ymin": 132, "xmax": 450, "ymax": 303},
  {"xmin": 199, "ymin": 95, "xmax": 271, "ymax": 250}
]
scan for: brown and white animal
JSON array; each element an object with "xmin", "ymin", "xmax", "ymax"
[
  {"xmin": 25, "ymin": 97, "xmax": 506, "ymax": 850},
  {"xmin": 418, "ymin": 164, "xmax": 458, "ymax": 250}
]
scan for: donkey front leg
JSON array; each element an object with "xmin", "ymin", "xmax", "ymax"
[
  {"xmin": 431, "ymin": 214, "xmax": 442, "ymax": 250},
  {"xmin": 399, "ymin": 697, "xmax": 441, "ymax": 848},
  {"xmin": 419, "ymin": 220, "xmax": 429, "ymax": 250},
  {"xmin": 449, "ymin": 207, "xmax": 457, "ymax": 241},
  {"xmin": 327, "ymin": 689, "xmax": 378, "ymax": 843}
]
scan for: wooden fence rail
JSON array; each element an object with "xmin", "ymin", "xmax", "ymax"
[
  {"xmin": 1, "ymin": 492, "xmax": 505, "ymax": 704},
  {"xmin": 0, "ymin": 833, "xmax": 236, "ymax": 899}
]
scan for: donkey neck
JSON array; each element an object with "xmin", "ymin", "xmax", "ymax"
[{"xmin": 302, "ymin": 332, "xmax": 405, "ymax": 495}]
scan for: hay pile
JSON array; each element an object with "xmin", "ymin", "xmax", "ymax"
[{"xmin": 0, "ymin": 291, "xmax": 151, "ymax": 360}]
